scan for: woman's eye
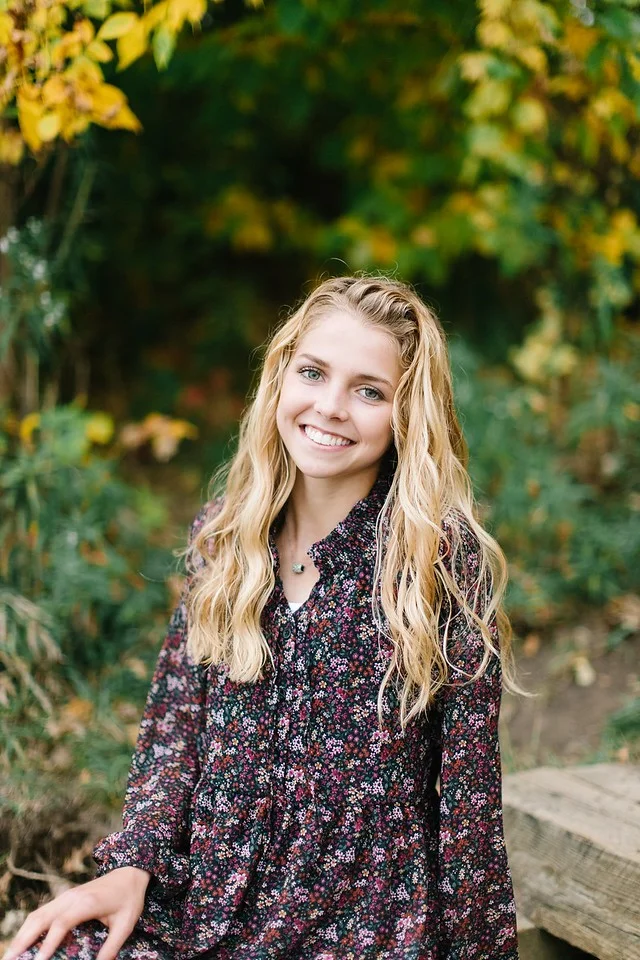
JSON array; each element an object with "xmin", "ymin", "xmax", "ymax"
[
  {"xmin": 299, "ymin": 366, "xmax": 322, "ymax": 381},
  {"xmin": 361, "ymin": 387, "xmax": 383, "ymax": 401}
]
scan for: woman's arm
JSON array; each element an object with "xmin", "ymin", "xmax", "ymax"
[
  {"xmin": 92, "ymin": 499, "xmax": 216, "ymax": 901},
  {"xmin": 436, "ymin": 518, "xmax": 519, "ymax": 959}
]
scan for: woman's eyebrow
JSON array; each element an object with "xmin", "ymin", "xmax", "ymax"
[{"xmin": 296, "ymin": 353, "xmax": 393, "ymax": 389}]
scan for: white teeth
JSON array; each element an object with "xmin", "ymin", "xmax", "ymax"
[{"xmin": 304, "ymin": 425, "xmax": 352, "ymax": 447}]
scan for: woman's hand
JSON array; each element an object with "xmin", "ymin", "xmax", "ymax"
[{"xmin": 2, "ymin": 866, "xmax": 151, "ymax": 960}]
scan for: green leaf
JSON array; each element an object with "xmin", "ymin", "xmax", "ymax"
[
  {"xmin": 83, "ymin": 0, "xmax": 110, "ymax": 19},
  {"xmin": 598, "ymin": 8, "xmax": 640, "ymax": 41},
  {"xmin": 152, "ymin": 25, "xmax": 176, "ymax": 70},
  {"xmin": 97, "ymin": 12, "xmax": 138, "ymax": 40}
]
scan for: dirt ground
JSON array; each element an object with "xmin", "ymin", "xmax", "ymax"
[{"xmin": 501, "ymin": 619, "xmax": 639, "ymax": 770}]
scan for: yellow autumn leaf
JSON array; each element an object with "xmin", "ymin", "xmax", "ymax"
[
  {"xmin": 20, "ymin": 412, "xmax": 41, "ymax": 445},
  {"xmin": 43, "ymin": 76, "xmax": 69, "ymax": 107},
  {"xmin": 51, "ymin": 32, "xmax": 85, "ymax": 69},
  {"xmin": 477, "ymin": 19, "xmax": 512, "ymax": 49},
  {"xmin": 142, "ymin": 1, "xmax": 169, "ymax": 31},
  {"xmin": 597, "ymin": 232, "xmax": 626, "ymax": 267},
  {"xmin": 516, "ymin": 45, "xmax": 547, "ymax": 74},
  {"xmin": 37, "ymin": 111, "xmax": 62, "ymax": 141},
  {"xmin": 48, "ymin": 3, "xmax": 67, "ymax": 29},
  {"xmin": 85, "ymin": 412, "xmax": 114, "ymax": 444},
  {"xmin": 465, "ymin": 78, "xmax": 512, "ymax": 119},
  {"xmin": 31, "ymin": 5, "xmax": 49, "ymax": 30},
  {"xmin": 17, "ymin": 91, "xmax": 44, "ymax": 152},
  {"xmin": 610, "ymin": 134, "xmax": 630, "ymax": 165},
  {"xmin": 167, "ymin": 0, "xmax": 206, "ymax": 29},
  {"xmin": 513, "ymin": 0, "xmax": 559, "ymax": 33},
  {"xmin": 75, "ymin": 18, "xmax": 95, "ymax": 44},
  {"xmin": 0, "ymin": 12, "xmax": 12, "ymax": 44},
  {"xmin": 563, "ymin": 19, "xmax": 599, "ymax": 59},
  {"xmin": 611, "ymin": 210, "xmax": 637, "ymax": 234},
  {"xmin": 548, "ymin": 75, "xmax": 588, "ymax": 101},
  {"xmin": 550, "ymin": 344, "xmax": 579, "ymax": 377},
  {"xmin": 627, "ymin": 52, "xmax": 640, "ymax": 83},
  {"xmin": 458, "ymin": 52, "xmax": 492, "ymax": 83},
  {"xmin": 369, "ymin": 227, "xmax": 397, "ymax": 264},
  {"xmin": 97, "ymin": 11, "xmax": 139, "ymax": 40},
  {"xmin": 86, "ymin": 39, "xmax": 114, "ymax": 63},
  {"xmin": 480, "ymin": 0, "xmax": 511, "ymax": 19},
  {"xmin": 591, "ymin": 88, "xmax": 633, "ymax": 122},
  {"xmin": 169, "ymin": 418, "xmax": 198, "ymax": 438},
  {"xmin": 512, "ymin": 97, "xmax": 547, "ymax": 134},
  {"xmin": 60, "ymin": 111, "xmax": 92, "ymax": 142},
  {"xmin": 90, "ymin": 82, "xmax": 125, "ymax": 121},
  {"xmin": 116, "ymin": 20, "xmax": 148, "ymax": 71},
  {"xmin": 0, "ymin": 129, "xmax": 24, "ymax": 165},
  {"xmin": 106, "ymin": 103, "xmax": 142, "ymax": 132},
  {"xmin": 65, "ymin": 55, "xmax": 104, "ymax": 85}
]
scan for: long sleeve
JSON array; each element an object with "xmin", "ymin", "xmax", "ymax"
[
  {"xmin": 436, "ymin": 517, "xmax": 519, "ymax": 959},
  {"xmin": 92, "ymin": 500, "xmax": 215, "ymax": 901}
]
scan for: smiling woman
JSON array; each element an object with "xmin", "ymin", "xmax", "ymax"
[{"xmin": 5, "ymin": 274, "xmax": 523, "ymax": 960}]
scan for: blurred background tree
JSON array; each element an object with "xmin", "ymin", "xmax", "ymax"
[{"xmin": 1, "ymin": 0, "xmax": 639, "ymax": 922}]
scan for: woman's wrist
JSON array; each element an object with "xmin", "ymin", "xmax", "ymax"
[{"xmin": 113, "ymin": 865, "xmax": 152, "ymax": 887}]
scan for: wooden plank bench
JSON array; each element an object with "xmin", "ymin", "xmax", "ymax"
[{"xmin": 502, "ymin": 763, "xmax": 640, "ymax": 960}]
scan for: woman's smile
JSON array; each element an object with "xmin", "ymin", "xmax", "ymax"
[{"xmin": 300, "ymin": 424, "xmax": 355, "ymax": 449}]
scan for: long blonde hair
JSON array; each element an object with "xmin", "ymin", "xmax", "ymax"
[{"xmin": 183, "ymin": 274, "xmax": 525, "ymax": 730}]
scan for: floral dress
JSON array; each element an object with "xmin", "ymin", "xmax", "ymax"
[{"xmin": 17, "ymin": 467, "xmax": 519, "ymax": 959}]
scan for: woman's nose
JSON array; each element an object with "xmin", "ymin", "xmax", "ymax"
[{"xmin": 314, "ymin": 387, "xmax": 348, "ymax": 421}]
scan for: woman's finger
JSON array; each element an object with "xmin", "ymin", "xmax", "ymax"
[
  {"xmin": 94, "ymin": 916, "xmax": 137, "ymax": 960},
  {"xmin": 22, "ymin": 918, "xmax": 73, "ymax": 960},
  {"xmin": 2, "ymin": 910, "xmax": 50, "ymax": 960}
]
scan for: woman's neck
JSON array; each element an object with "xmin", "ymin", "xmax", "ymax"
[{"xmin": 283, "ymin": 468, "xmax": 379, "ymax": 550}]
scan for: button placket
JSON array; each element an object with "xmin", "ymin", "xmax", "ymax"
[{"xmin": 277, "ymin": 608, "xmax": 308, "ymax": 807}]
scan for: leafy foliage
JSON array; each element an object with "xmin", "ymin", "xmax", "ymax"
[
  {"xmin": 451, "ymin": 328, "xmax": 640, "ymax": 624},
  {"xmin": 0, "ymin": 220, "xmax": 198, "ymax": 810},
  {"xmin": 0, "ymin": 0, "xmax": 264, "ymax": 158}
]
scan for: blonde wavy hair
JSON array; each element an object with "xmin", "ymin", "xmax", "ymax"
[{"xmin": 182, "ymin": 273, "xmax": 526, "ymax": 730}]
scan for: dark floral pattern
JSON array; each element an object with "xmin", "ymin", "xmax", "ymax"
[{"xmin": 16, "ymin": 467, "xmax": 518, "ymax": 959}]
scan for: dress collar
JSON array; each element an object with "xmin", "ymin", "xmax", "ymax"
[{"xmin": 268, "ymin": 465, "xmax": 395, "ymax": 578}]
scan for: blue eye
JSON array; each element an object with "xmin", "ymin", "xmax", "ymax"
[
  {"xmin": 299, "ymin": 367, "xmax": 322, "ymax": 381},
  {"xmin": 361, "ymin": 386, "xmax": 383, "ymax": 401}
]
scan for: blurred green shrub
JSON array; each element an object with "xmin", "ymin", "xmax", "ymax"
[
  {"xmin": 605, "ymin": 697, "xmax": 640, "ymax": 755},
  {"xmin": 451, "ymin": 325, "xmax": 639, "ymax": 627},
  {"xmin": 0, "ymin": 221, "xmax": 188, "ymax": 805}
]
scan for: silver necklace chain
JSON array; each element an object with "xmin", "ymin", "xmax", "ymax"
[{"xmin": 285, "ymin": 519, "xmax": 306, "ymax": 574}]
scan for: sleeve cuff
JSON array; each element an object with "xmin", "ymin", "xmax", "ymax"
[{"xmin": 92, "ymin": 829, "xmax": 191, "ymax": 900}]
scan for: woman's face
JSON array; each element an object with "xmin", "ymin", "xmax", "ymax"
[{"xmin": 276, "ymin": 308, "xmax": 402, "ymax": 484}]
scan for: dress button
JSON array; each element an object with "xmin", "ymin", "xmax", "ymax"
[{"xmin": 281, "ymin": 624, "xmax": 292, "ymax": 640}]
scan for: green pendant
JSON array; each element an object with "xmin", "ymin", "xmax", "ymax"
[{"xmin": 292, "ymin": 562, "xmax": 305, "ymax": 574}]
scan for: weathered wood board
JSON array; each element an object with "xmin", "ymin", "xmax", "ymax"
[
  {"xmin": 503, "ymin": 764, "xmax": 640, "ymax": 960},
  {"xmin": 517, "ymin": 913, "xmax": 596, "ymax": 960}
]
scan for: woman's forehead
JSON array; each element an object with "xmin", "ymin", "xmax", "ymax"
[{"xmin": 294, "ymin": 311, "xmax": 401, "ymax": 369}]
